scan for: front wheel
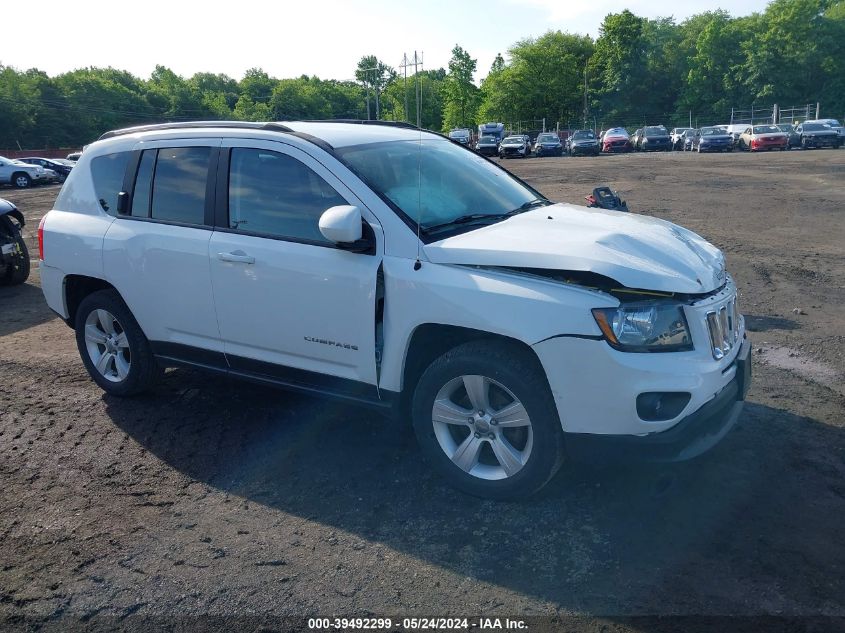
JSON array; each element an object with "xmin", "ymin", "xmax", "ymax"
[
  {"xmin": 12, "ymin": 173, "xmax": 32, "ymax": 189},
  {"xmin": 412, "ymin": 341, "xmax": 564, "ymax": 500},
  {"xmin": 74, "ymin": 289, "xmax": 160, "ymax": 396}
]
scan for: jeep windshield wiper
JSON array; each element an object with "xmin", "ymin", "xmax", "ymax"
[
  {"xmin": 423, "ymin": 213, "xmax": 511, "ymax": 233},
  {"xmin": 510, "ymin": 198, "xmax": 552, "ymax": 213}
]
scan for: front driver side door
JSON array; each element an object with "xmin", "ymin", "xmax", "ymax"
[{"xmin": 208, "ymin": 139, "xmax": 384, "ymax": 398}]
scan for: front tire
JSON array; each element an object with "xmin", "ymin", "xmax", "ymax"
[
  {"xmin": 74, "ymin": 289, "xmax": 160, "ymax": 396},
  {"xmin": 12, "ymin": 173, "xmax": 32, "ymax": 189},
  {"xmin": 411, "ymin": 341, "xmax": 564, "ymax": 500}
]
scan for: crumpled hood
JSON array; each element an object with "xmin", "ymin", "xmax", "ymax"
[{"xmin": 424, "ymin": 203, "xmax": 726, "ymax": 294}]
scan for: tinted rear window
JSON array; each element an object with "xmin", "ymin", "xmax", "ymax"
[
  {"xmin": 150, "ymin": 147, "xmax": 211, "ymax": 225},
  {"xmin": 90, "ymin": 152, "xmax": 130, "ymax": 215}
]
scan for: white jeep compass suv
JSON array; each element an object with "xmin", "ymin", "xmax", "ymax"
[{"xmin": 38, "ymin": 120, "xmax": 751, "ymax": 499}]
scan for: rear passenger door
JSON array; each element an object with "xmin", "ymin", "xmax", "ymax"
[
  {"xmin": 208, "ymin": 139, "xmax": 383, "ymax": 393},
  {"xmin": 102, "ymin": 139, "xmax": 224, "ymax": 362}
]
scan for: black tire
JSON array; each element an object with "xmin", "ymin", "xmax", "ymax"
[
  {"xmin": 74, "ymin": 289, "xmax": 160, "ymax": 396},
  {"xmin": 411, "ymin": 340, "xmax": 565, "ymax": 500},
  {"xmin": 12, "ymin": 172, "xmax": 32, "ymax": 189},
  {"xmin": 0, "ymin": 216, "xmax": 30, "ymax": 286}
]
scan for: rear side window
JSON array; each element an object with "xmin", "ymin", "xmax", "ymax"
[
  {"xmin": 149, "ymin": 147, "xmax": 211, "ymax": 225},
  {"xmin": 227, "ymin": 148, "xmax": 347, "ymax": 243},
  {"xmin": 91, "ymin": 151, "xmax": 130, "ymax": 215}
]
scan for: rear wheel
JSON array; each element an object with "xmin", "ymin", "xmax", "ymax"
[
  {"xmin": 411, "ymin": 340, "xmax": 564, "ymax": 500},
  {"xmin": 0, "ymin": 216, "xmax": 30, "ymax": 286},
  {"xmin": 74, "ymin": 289, "xmax": 160, "ymax": 396}
]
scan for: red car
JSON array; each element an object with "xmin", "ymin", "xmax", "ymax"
[
  {"xmin": 601, "ymin": 128, "xmax": 632, "ymax": 153},
  {"xmin": 737, "ymin": 125, "xmax": 788, "ymax": 151}
]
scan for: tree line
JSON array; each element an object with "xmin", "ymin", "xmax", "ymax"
[{"xmin": 1, "ymin": 0, "xmax": 842, "ymax": 149}]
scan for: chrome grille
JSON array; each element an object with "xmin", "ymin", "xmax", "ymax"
[{"xmin": 706, "ymin": 298, "xmax": 739, "ymax": 359}]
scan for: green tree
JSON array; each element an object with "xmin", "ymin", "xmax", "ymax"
[
  {"xmin": 355, "ymin": 55, "xmax": 395, "ymax": 119},
  {"xmin": 442, "ymin": 45, "xmax": 480, "ymax": 131}
]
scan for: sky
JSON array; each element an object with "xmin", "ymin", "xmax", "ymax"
[{"xmin": 2, "ymin": 0, "xmax": 772, "ymax": 84}]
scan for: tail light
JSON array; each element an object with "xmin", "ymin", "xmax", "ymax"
[{"xmin": 37, "ymin": 215, "xmax": 46, "ymax": 260}]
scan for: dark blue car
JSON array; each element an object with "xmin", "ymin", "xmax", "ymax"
[{"xmin": 691, "ymin": 127, "xmax": 734, "ymax": 153}]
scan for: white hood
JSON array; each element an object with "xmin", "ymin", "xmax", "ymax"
[{"xmin": 424, "ymin": 203, "xmax": 726, "ymax": 294}]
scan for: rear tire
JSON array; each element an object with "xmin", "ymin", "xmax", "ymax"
[
  {"xmin": 0, "ymin": 216, "xmax": 30, "ymax": 286},
  {"xmin": 411, "ymin": 340, "xmax": 565, "ymax": 500},
  {"xmin": 74, "ymin": 289, "xmax": 160, "ymax": 396}
]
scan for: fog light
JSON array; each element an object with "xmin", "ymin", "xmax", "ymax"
[{"xmin": 636, "ymin": 392, "xmax": 691, "ymax": 421}]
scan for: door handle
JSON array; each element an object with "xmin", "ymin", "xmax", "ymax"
[{"xmin": 217, "ymin": 250, "xmax": 255, "ymax": 264}]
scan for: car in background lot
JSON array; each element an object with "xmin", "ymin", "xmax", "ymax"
[
  {"xmin": 0, "ymin": 156, "xmax": 50, "ymax": 188},
  {"xmin": 448, "ymin": 129, "xmax": 472, "ymax": 146},
  {"xmin": 805, "ymin": 119, "xmax": 843, "ymax": 145},
  {"xmin": 37, "ymin": 119, "xmax": 750, "ymax": 500},
  {"xmin": 638, "ymin": 126, "xmax": 672, "ymax": 152},
  {"xmin": 567, "ymin": 130, "xmax": 600, "ymax": 156},
  {"xmin": 774, "ymin": 123, "xmax": 800, "ymax": 149},
  {"xmin": 18, "ymin": 157, "xmax": 74, "ymax": 182},
  {"xmin": 724, "ymin": 124, "xmax": 748, "ymax": 148},
  {"xmin": 631, "ymin": 129, "xmax": 644, "ymax": 150},
  {"xmin": 475, "ymin": 134, "xmax": 499, "ymax": 156},
  {"xmin": 601, "ymin": 128, "xmax": 632, "ymax": 153},
  {"xmin": 66, "ymin": 151, "xmax": 82, "ymax": 162},
  {"xmin": 795, "ymin": 121, "xmax": 841, "ymax": 149},
  {"xmin": 680, "ymin": 129, "xmax": 698, "ymax": 151},
  {"xmin": 670, "ymin": 127, "xmax": 694, "ymax": 150},
  {"xmin": 498, "ymin": 135, "xmax": 531, "ymax": 159},
  {"xmin": 738, "ymin": 125, "xmax": 788, "ymax": 152},
  {"xmin": 691, "ymin": 127, "xmax": 734, "ymax": 153},
  {"xmin": 533, "ymin": 132, "xmax": 562, "ymax": 157}
]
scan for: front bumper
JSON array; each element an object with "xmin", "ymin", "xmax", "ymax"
[
  {"xmin": 535, "ymin": 146, "xmax": 562, "ymax": 156},
  {"xmin": 476, "ymin": 146, "xmax": 498, "ymax": 156},
  {"xmin": 570, "ymin": 144, "xmax": 599, "ymax": 155},
  {"xmin": 565, "ymin": 340, "xmax": 751, "ymax": 463}
]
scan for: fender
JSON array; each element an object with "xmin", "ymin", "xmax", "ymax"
[{"xmin": 0, "ymin": 198, "xmax": 25, "ymax": 228}]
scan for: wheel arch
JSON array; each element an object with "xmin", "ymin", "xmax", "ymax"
[
  {"xmin": 64, "ymin": 275, "xmax": 120, "ymax": 327},
  {"xmin": 398, "ymin": 323, "xmax": 549, "ymax": 411}
]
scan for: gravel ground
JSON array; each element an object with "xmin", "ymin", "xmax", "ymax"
[{"xmin": 1, "ymin": 149, "xmax": 844, "ymax": 632}]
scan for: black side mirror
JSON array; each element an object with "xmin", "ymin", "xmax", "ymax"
[{"xmin": 116, "ymin": 191, "xmax": 129, "ymax": 215}]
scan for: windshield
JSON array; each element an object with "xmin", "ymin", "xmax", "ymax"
[
  {"xmin": 775, "ymin": 124, "xmax": 793, "ymax": 132},
  {"xmin": 572, "ymin": 131, "xmax": 595, "ymax": 139},
  {"xmin": 752, "ymin": 125, "xmax": 780, "ymax": 134},
  {"xmin": 606, "ymin": 128, "xmax": 628, "ymax": 136},
  {"xmin": 537, "ymin": 134, "xmax": 558, "ymax": 142},
  {"xmin": 448, "ymin": 131, "xmax": 467, "ymax": 139},
  {"xmin": 479, "ymin": 136, "xmax": 497, "ymax": 143},
  {"xmin": 336, "ymin": 139, "xmax": 540, "ymax": 232},
  {"xmin": 644, "ymin": 126, "xmax": 668, "ymax": 135},
  {"xmin": 802, "ymin": 123, "xmax": 829, "ymax": 131},
  {"xmin": 700, "ymin": 127, "xmax": 723, "ymax": 136},
  {"xmin": 502, "ymin": 137, "xmax": 523, "ymax": 143}
]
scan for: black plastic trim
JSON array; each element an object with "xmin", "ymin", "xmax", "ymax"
[{"xmin": 151, "ymin": 341, "xmax": 228, "ymax": 368}]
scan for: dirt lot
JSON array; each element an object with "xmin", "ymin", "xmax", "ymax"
[{"xmin": 1, "ymin": 150, "xmax": 844, "ymax": 632}]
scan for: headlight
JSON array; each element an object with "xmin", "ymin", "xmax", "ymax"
[{"xmin": 592, "ymin": 303, "xmax": 693, "ymax": 352}]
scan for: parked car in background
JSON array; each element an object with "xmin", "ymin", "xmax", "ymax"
[
  {"xmin": 670, "ymin": 127, "xmax": 694, "ymax": 150},
  {"xmin": 774, "ymin": 123, "xmax": 800, "ymax": 149},
  {"xmin": 691, "ymin": 127, "xmax": 734, "ymax": 153},
  {"xmin": 498, "ymin": 135, "xmax": 531, "ymax": 159},
  {"xmin": 567, "ymin": 130, "xmax": 600, "ymax": 156},
  {"xmin": 0, "ymin": 156, "xmax": 50, "ymax": 188},
  {"xmin": 638, "ymin": 126, "xmax": 672, "ymax": 151},
  {"xmin": 475, "ymin": 135, "xmax": 499, "ymax": 156},
  {"xmin": 448, "ymin": 128, "xmax": 472, "ymax": 146},
  {"xmin": 0, "ymin": 197, "xmax": 30, "ymax": 285},
  {"xmin": 631, "ymin": 129, "xmax": 644, "ymax": 150},
  {"xmin": 601, "ymin": 128, "xmax": 632, "ymax": 153},
  {"xmin": 738, "ymin": 125, "xmax": 788, "ymax": 151},
  {"xmin": 795, "ymin": 121, "xmax": 841, "ymax": 149},
  {"xmin": 66, "ymin": 151, "xmax": 82, "ymax": 162},
  {"xmin": 533, "ymin": 132, "xmax": 562, "ymax": 157},
  {"xmin": 18, "ymin": 157, "xmax": 74, "ymax": 182},
  {"xmin": 805, "ymin": 119, "xmax": 843, "ymax": 144},
  {"xmin": 680, "ymin": 129, "xmax": 698, "ymax": 151},
  {"xmin": 724, "ymin": 124, "xmax": 748, "ymax": 148}
]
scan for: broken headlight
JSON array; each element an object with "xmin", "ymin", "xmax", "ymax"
[{"xmin": 592, "ymin": 303, "xmax": 693, "ymax": 353}]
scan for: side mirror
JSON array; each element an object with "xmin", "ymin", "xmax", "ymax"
[{"xmin": 319, "ymin": 205, "xmax": 374, "ymax": 253}]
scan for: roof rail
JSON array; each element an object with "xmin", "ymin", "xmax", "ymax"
[
  {"xmin": 98, "ymin": 121, "xmax": 294, "ymax": 141},
  {"xmin": 307, "ymin": 119, "xmax": 420, "ymax": 130}
]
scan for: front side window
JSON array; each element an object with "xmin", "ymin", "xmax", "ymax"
[{"xmin": 228, "ymin": 148, "xmax": 347, "ymax": 243}]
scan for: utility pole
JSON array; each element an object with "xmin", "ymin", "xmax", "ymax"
[
  {"xmin": 359, "ymin": 66, "xmax": 381, "ymax": 120},
  {"xmin": 399, "ymin": 51, "xmax": 423, "ymax": 126},
  {"xmin": 583, "ymin": 64, "xmax": 589, "ymax": 128},
  {"xmin": 401, "ymin": 53, "xmax": 409, "ymax": 123}
]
